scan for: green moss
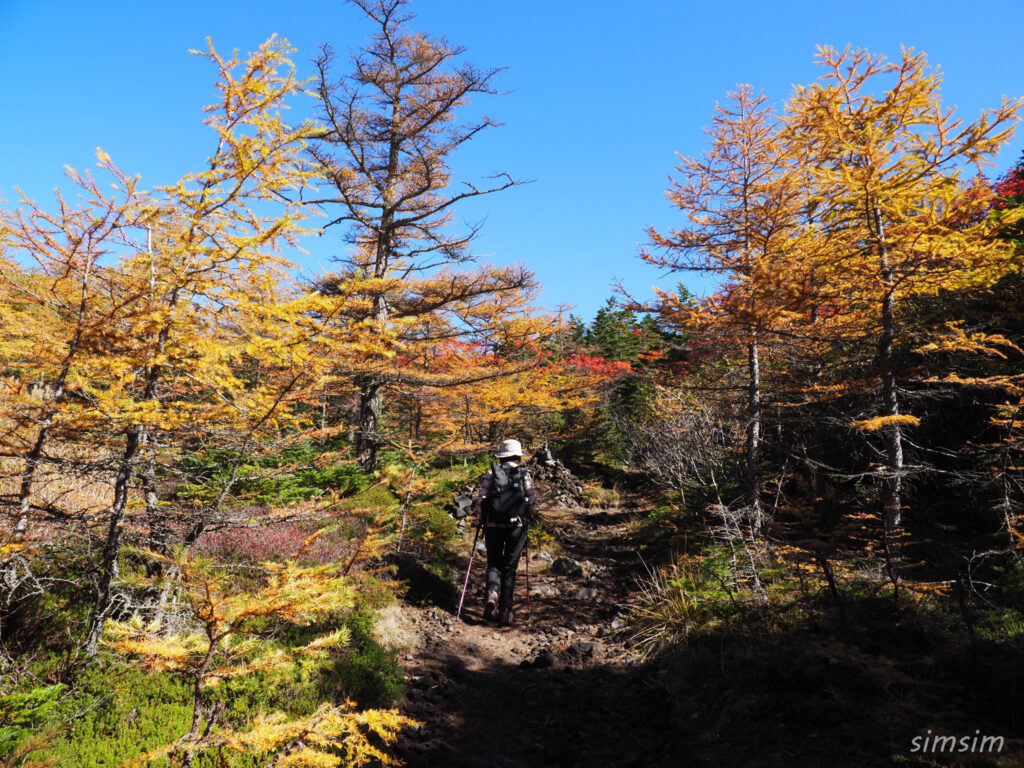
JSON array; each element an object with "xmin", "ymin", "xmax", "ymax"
[
  {"xmin": 0, "ymin": 684, "xmax": 65, "ymax": 758},
  {"xmin": 44, "ymin": 663, "xmax": 193, "ymax": 767}
]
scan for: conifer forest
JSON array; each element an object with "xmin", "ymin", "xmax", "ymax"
[{"xmin": 1, "ymin": 2, "xmax": 1023, "ymax": 766}]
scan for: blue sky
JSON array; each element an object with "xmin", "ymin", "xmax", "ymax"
[{"xmin": 2, "ymin": 1, "xmax": 1022, "ymax": 321}]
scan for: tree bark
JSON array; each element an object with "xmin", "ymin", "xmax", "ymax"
[
  {"xmin": 746, "ymin": 334, "xmax": 763, "ymax": 533},
  {"xmin": 141, "ymin": 432, "xmax": 167, "ymax": 579},
  {"xmin": 84, "ymin": 424, "xmax": 143, "ymax": 656},
  {"xmin": 356, "ymin": 379, "xmax": 383, "ymax": 472},
  {"xmin": 874, "ymin": 205, "xmax": 904, "ymax": 579}
]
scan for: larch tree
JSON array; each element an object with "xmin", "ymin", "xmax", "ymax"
[
  {"xmin": 78, "ymin": 36, "xmax": 325, "ymax": 655},
  {"xmin": 644, "ymin": 85, "xmax": 808, "ymax": 528},
  {"xmin": 0, "ymin": 162, "xmax": 152, "ymax": 628},
  {"xmin": 105, "ymin": 550, "xmax": 413, "ymax": 767},
  {"xmin": 911, "ymin": 155, "xmax": 1024, "ymax": 550},
  {"xmin": 783, "ymin": 46, "xmax": 1021, "ymax": 571},
  {"xmin": 305, "ymin": 0, "xmax": 528, "ymax": 471},
  {"xmin": 0, "ymin": 165, "xmax": 143, "ymax": 534}
]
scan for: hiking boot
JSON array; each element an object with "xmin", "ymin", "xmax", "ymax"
[
  {"xmin": 498, "ymin": 608, "xmax": 514, "ymax": 626},
  {"xmin": 484, "ymin": 591, "xmax": 498, "ymax": 621}
]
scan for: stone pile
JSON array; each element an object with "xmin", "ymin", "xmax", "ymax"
[
  {"xmin": 451, "ymin": 452, "xmax": 587, "ymax": 512},
  {"xmin": 525, "ymin": 454, "xmax": 585, "ymax": 508}
]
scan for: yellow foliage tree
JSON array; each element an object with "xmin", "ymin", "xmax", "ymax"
[
  {"xmin": 78, "ymin": 35, "xmax": 330, "ymax": 655},
  {"xmin": 0, "ymin": 37, "xmax": 389, "ymax": 654},
  {"xmin": 1, "ymin": 162, "xmax": 153, "ymax": 618},
  {"xmin": 644, "ymin": 85, "xmax": 809, "ymax": 527},
  {"xmin": 105, "ymin": 549, "xmax": 414, "ymax": 767},
  {"xmin": 783, "ymin": 45, "xmax": 1021, "ymax": 569}
]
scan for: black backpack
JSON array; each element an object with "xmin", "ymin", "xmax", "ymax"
[{"xmin": 482, "ymin": 462, "xmax": 528, "ymax": 525}]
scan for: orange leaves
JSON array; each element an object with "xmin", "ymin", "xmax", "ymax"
[
  {"xmin": 852, "ymin": 414, "xmax": 922, "ymax": 432},
  {"xmin": 917, "ymin": 322, "xmax": 1023, "ymax": 360},
  {"xmin": 565, "ymin": 353, "xmax": 633, "ymax": 376},
  {"xmin": 644, "ymin": 84, "xmax": 813, "ymax": 357},
  {"xmin": 188, "ymin": 36, "xmax": 317, "ymax": 198},
  {"xmin": 786, "ymin": 46, "xmax": 1022, "ymax": 299}
]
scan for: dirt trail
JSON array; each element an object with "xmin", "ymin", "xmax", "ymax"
[{"xmin": 390, "ymin": 503, "xmax": 691, "ymax": 768}]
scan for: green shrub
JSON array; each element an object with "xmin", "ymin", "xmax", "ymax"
[
  {"xmin": 178, "ymin": 443, "xmax": 370, "ymax": 506},
  {"xmin": 0, "ymin": 684, "xmax": 64, "ymax": 758},
  {"xmin": 332, "ymin": 608, "xmax": 405, "ymax": 708},
  {"xmin": 44, "ymin": 664, "xmax": 194, "ymax": 767}
]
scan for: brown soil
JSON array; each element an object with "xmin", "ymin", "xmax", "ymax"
[{"xmin": 389, "ymin": 502, "xmax": 692, "ymax": 768}]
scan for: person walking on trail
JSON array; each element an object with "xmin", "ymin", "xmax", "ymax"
[{"xmin": 474, "ymin": 438, "xmax": 536, "ymax": 625}]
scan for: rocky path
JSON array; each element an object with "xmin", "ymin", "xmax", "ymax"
[{"xmin": 388, "ymin": 503, "xmax": 691, "ymax": 768}]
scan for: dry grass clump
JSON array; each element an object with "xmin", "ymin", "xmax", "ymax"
[
  {"xmin": 371, "ymin": 602, "xmax": 421, "ymax": 652},
  {"xmin": 580, "ymin": 482, "xmax": 621, "ymax": 509},
  {"xmin": 628, "ymin": 557, "xmax": 730, "ymax": 659}
]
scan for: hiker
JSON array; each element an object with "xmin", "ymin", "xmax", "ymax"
[{"xmin": 473, "ymin": 438, "xmax": 536, "ymax": 625}]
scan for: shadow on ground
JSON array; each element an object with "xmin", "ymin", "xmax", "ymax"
[
  {"xmin": 398, "ymin": 653, "xmax": 688, "ymax": 768},
  {"xmin": 392, "ymin": 502, "xmax": 1024, "ymax": 767}
]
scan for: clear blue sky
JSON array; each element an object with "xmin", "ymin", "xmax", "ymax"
[{"xmin": 2, "ymin": 1, "xmax": 1022, "ymax": 321}]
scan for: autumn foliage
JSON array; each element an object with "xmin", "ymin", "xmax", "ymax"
[
  {"xmin": 0, "ymin": 11, "xmax": 610, "ymax": 766},
  {"xmin": 637, "ymin": 45, "xmax": 1024, "ymax": 600},
  {"xmin": 2, "ymin": 8, "xmax": 1024, "ymax": 766}
]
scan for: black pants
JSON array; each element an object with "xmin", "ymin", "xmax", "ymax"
[{"xmin": 484, "ymin": 524, "xmax": 528, "ymax": 611}]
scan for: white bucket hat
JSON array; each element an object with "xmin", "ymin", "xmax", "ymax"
[{"xmin": 494, "ymin": 438, "xmax": 523, "ymax": 459}]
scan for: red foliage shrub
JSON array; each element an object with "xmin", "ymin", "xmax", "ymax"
[{"xmin": 193, "ymin": 522, "xmax": 353, "ymax": 565}]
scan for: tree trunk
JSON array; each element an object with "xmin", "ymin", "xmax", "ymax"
[
  {"xmin": 354, "ymin": 249, "xmax": 391, "ymax": 473},
  {"xmin": 142, "ymin": 432, "xmax": 167, "ymax": 579},
  {"xmin": 13, "ymin": 322, "xmax": 86, "ymax": 539},
  {"xmin": 84, "ymin": 285, "xmax": 176, "ymax": 655},
  {"xmin": 879, "ymin": 287, "xmax": 903, "ymax": 532},
  {"xmin": 15, "ymin": 424, "xmax": 52, "ymax": 540},
  {"xmin": 3, "ymin": 328, "xmax": 84, "ymax": 644},
  {"xmin": 746, "ymin": 334, "xmax": 763, "ymax": 533},
  {"xmin": 874, "ymin": 206, "xmax": 904, "ymax": 581},
  {"xmin": 356, "ymin": 379, "xmax": 382, "ymax": 473},
  {"xmin": 84, "ymin": 424, "xmax": 143, "ymax": 656}
]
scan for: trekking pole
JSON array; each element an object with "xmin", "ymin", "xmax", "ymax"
[{"xmin": 456, "ymin": 518, "xmax": 484, "ymax": 620}]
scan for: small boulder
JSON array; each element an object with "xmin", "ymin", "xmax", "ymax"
[
  {"xmin": 571, "ymin": 639, "xmax": 602, "ymax": 657},
  {"xmin": 551, "ymin": 556, "xmax": 584, "ymax": 577},
  {"xmin": 532, "ymin": 650, "xmax": 557, "ymax": 668},
  {"xmin": 574, "ymin": 586, "xmax": 599, "ymax": 601},
  {"xmin": 530, "ymin": 584, "xmax": 560, "ymax": 598}
]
